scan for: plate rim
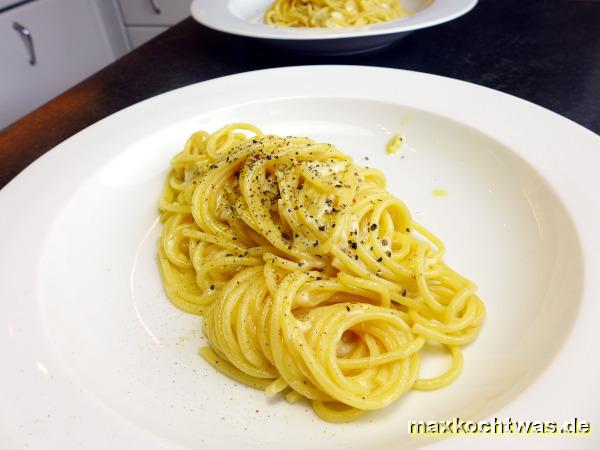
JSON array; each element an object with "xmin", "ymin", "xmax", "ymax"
[{"xmin": 190, "ymin": 0, "xmax": 479, "ymax": 41}]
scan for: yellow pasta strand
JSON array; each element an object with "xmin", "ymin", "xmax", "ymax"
[
  {"xmin": 265, "ymin": 0, "xmax": 409, "ymax": 28},
  {"xmin": 157, "ymin": 123, "xmax": 485, "ymax": 423}
]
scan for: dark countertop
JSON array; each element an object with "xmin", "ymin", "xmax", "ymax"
[{"xmin": 1, "ymin": 0, "xmax": 599, "ymax": 188}]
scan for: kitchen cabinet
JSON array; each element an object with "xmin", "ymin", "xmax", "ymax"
[
  {"xmin": 118, "ymin": 0, "xmax": 191, "ymax": 48},
  {"xmin": 127, "ymin": 25, "xmax": 168, "ymax": 48},
  {"xmin": 118, "ymin": 0, "xmax": 191, "ymax": 26},
  {"xmin": 0, "ymin": 1, "xmax": 22, "ymax": 10},
  {"xmin": 0, "ymin": 0, "xmax": 128, "ymax": 129}
]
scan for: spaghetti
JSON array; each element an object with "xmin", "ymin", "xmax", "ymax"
[
  {"xmin": 158, "ymin": 123, "xmax": 485, "ymax": 423},
  {"xmin": 264, "ymin": 0, "xmax": 409, "ymax": 28}
]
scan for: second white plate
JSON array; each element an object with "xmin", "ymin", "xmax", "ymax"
[{"xmin": 190, "ymin": 0, "xmax": 478, "ymax": 54}]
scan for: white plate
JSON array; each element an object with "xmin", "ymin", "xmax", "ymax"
[
  {"xmin": 1, "ymin": 66, "xmax": 599, "ymax": 450},
  {"xmin": 190, "ymin": 0, "xmax": 477, "ymax": 55}
]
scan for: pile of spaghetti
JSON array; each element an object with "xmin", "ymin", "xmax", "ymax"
[
  {"xmin": 158, "ymin": 123, "xmax": 485, "ymax": 423},
  {"xmin": 264, "ymin": 0, "xmax": 409, "ymax": 28}
]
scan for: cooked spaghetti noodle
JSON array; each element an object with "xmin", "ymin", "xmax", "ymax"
[
  {"xmin": 158, "ymin": 123, "xmax": 485, "ymax": 423},
  {"xmin": 264, "ymin": 0, "xmax": 409, "ymax": 28}
]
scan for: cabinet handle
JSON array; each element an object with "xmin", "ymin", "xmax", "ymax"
[
  {"xmin": 148, "ymin": 0, "xmax": 161, "ymax": 14},
  {"xmin": 13, "ymin": 22, "xmax": 36, "ymax": 66}
]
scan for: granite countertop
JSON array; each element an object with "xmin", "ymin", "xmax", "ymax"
[{"xmin": 1, "ymin": 0, "xmax": 599, "ymax": 188}]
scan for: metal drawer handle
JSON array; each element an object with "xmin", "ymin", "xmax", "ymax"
[
  {"xmin": 148, "ymin": 0, "xmax": 161, "ymax": 14},
  {"xmin": 13, "ymin": 22, "xmax": 36, "ymax": 66}
]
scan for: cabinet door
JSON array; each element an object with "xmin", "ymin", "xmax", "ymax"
[
  {"xmin": 118, "ymin": 0, "xmax": 191, "ymax": 26},
  {"xmin": 127, "ymin": 25, "xmax": 168, "ymax": 48},
  {"xmin": 0, "ymin": 0, "xmax": 118, "ymax": 129},
  {"xmin": 0, "ymin": 0, "xmax": 22, "ymax": 9}
]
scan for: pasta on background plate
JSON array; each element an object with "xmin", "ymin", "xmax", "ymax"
[
  {"xmin": 158, "ymin": 123, "xmax": 485, "ymax": 423},
  {"xmin": 265, "ymin": 0, "xmax": 410, "ymax": 28}
]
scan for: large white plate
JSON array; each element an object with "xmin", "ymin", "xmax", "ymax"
[
  {"xmin": 190, "ymin": 0, "xmax": 477, "ymax": 54},
  {"xmin": 1, "ymin": 66, "xmax": 599, "ymax": 450}
]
